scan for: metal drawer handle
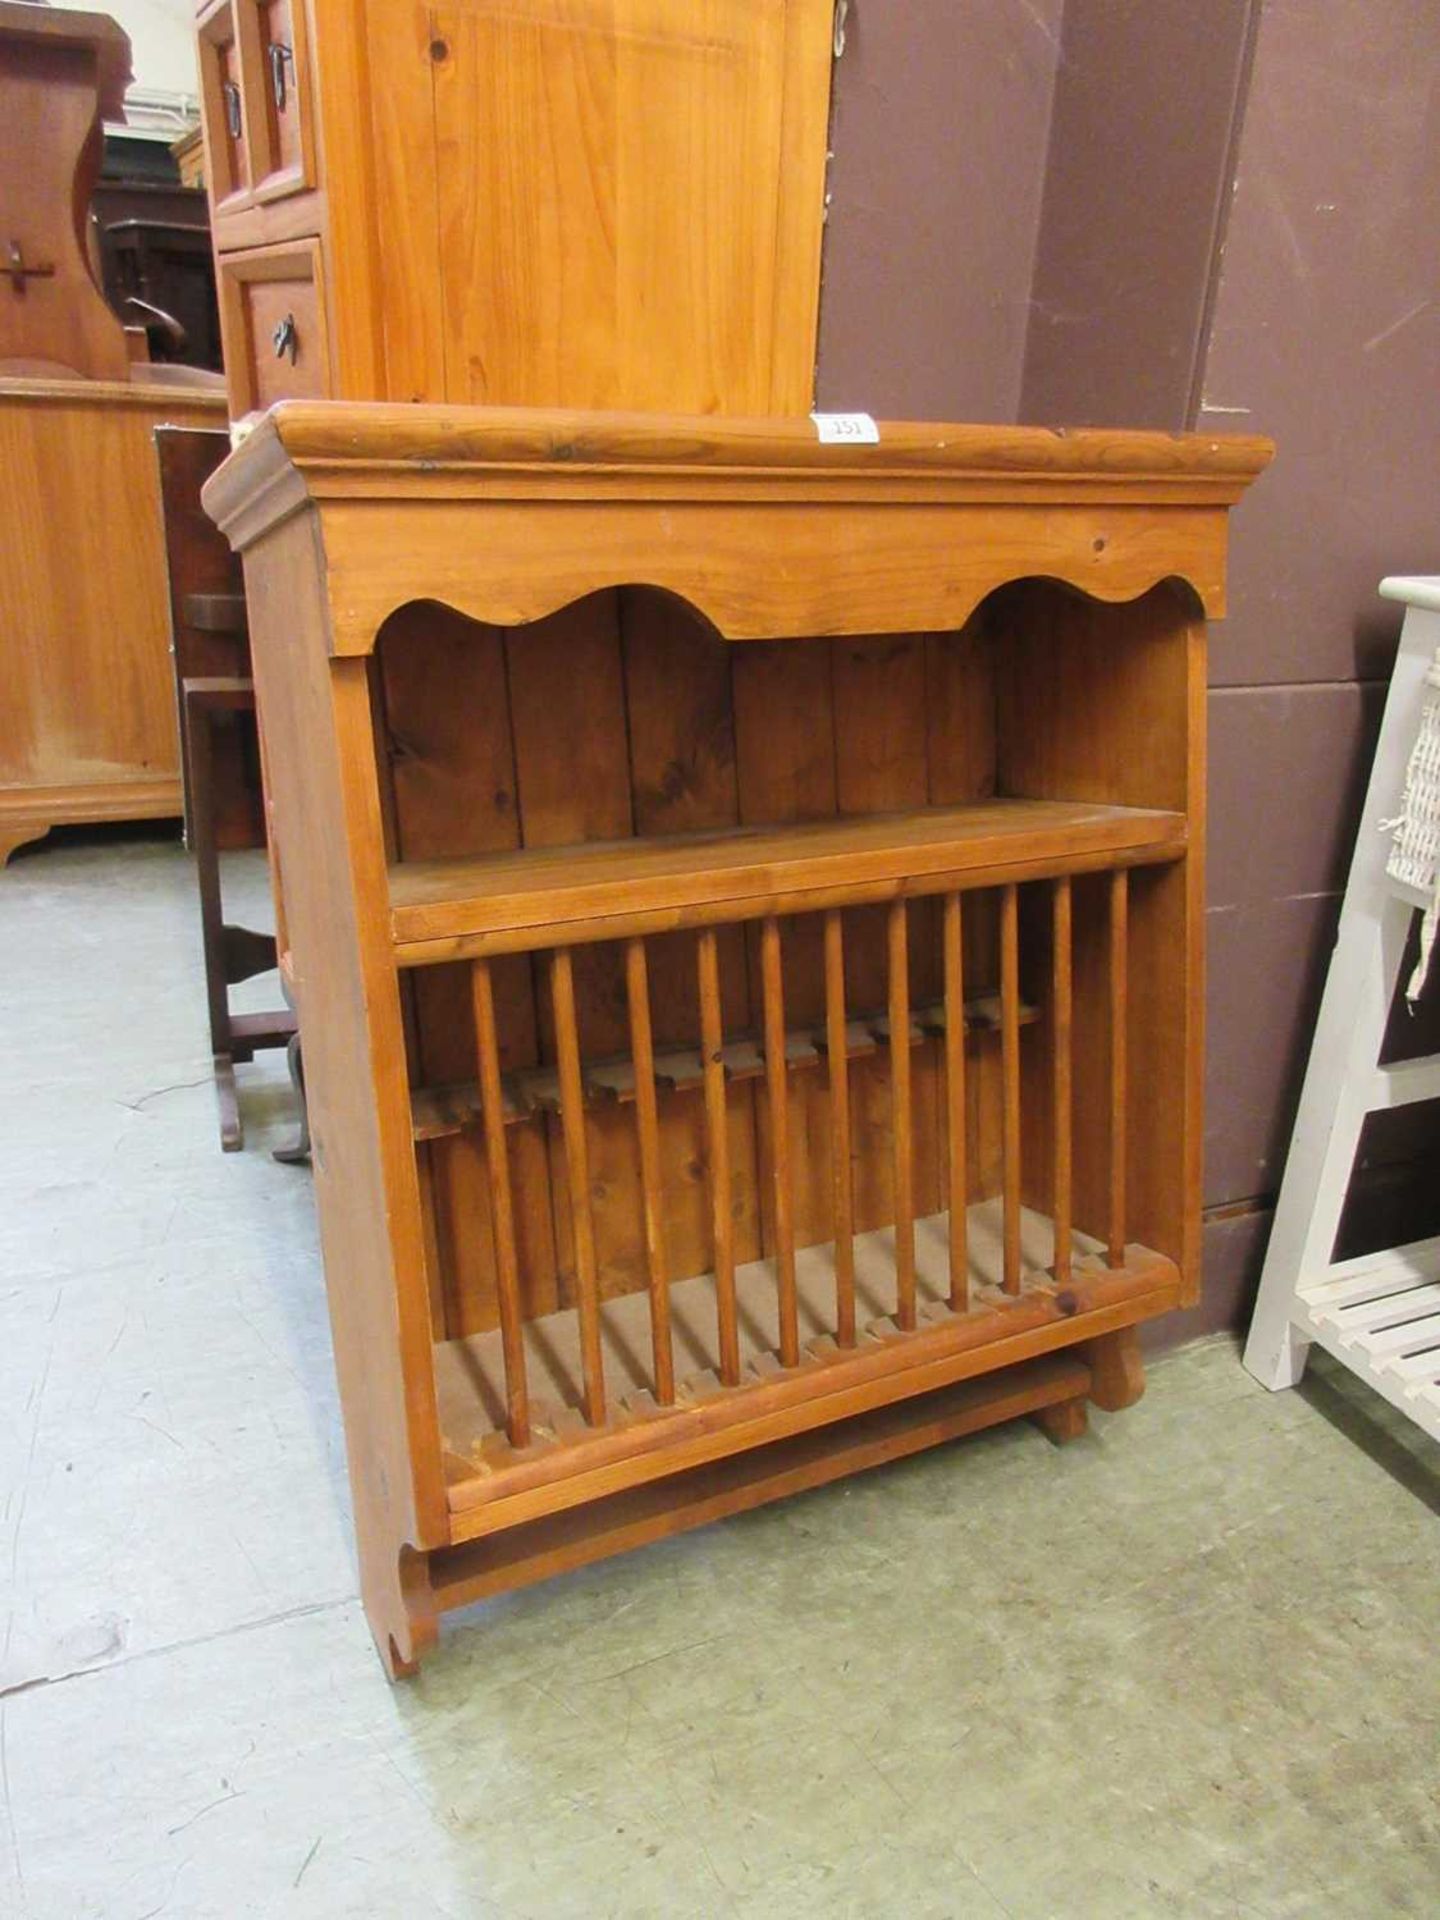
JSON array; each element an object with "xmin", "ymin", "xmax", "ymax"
[
  {"xmin": 223, "ymin": 79, "xmax": 242, "ymax": 140},
  {"xmin": 272, "ymin": 312, "xmax": 298, "ymax": 363},
  {"xmin": 268, "ymin": 41, "xmax": 294, "ymax": 112}
]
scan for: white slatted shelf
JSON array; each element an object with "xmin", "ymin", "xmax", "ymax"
[
  {"xmin": 1310, "ymin": 1282, "xmax": 1440, "ymax": 1332},
  {"xmin": 1366, "ymin": 1055, "xmax": 1440, "ymax": 1109},
  {"xmin": 1345, "ymin": 1311, "xmax": 1440, "ymax": 1358}
]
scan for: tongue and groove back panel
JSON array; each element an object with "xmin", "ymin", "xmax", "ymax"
[{"xmin": 374, "ymin": 589, "xmax": 1018, "ymax": 1342}]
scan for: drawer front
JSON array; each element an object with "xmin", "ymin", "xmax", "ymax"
[
  {"xmin": 217, "ymin": 240, "xmax": 332, "ymax": 414},
  {"xmin": 252, "ymin": 0, "xmax": 316, "ymax": 201},
  {"xmin": 197, "ymin": 0, "xmax": 252, "ymax": 211}
]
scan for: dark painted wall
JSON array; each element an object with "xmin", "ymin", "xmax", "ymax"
[
  {"xmin": 815, "ymin": 0, "xmax": 1063, "ymax": 420},
  {"xmin": 1193, "ymin": 0, "xmax": 1440, "ymax": 1327},
  {"xmin": 1021, "ymin": 0, "xmax": 1255, "ymax": 430},
  {"xmin": 817, "ymin": 0, "xmax": 1440, "ymax": 1341}
]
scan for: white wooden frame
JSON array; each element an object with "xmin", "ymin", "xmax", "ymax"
[{"xmin": 1243, "ymin": 576, "xmax": 1440, "ymax": 1442}]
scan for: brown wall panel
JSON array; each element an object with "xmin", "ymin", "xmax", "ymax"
[
  {"xmin": 1208, "ymin": 682, "xmax": 1386, "ymax": 917},
  {"xmin": 1146, "ymin": 1207, "xmax": 1273, "ymax": 1350},
  {"xmin": 1197, "ymin": 0, "xmax": 1440, "ymax": 689},
  {"xmin": 1021, "ymin": 0, "xmax": 1256, "ymax": 430},
  {"xmin": 1205, "ymin": 682, "xmax": 1382, "ymax": 1208},
  {"xmin": 816, "ymin": 0, "xmax": 1063, "ymax": 420},
  {"xmin": 817, "ymin": 0, "xmax": 1440, "ymax": 1341},
  {"xmin": 1207, "ymin": 889, "xmax": 1343, "ymax": 1209}
]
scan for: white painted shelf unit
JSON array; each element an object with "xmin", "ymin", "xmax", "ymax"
[{"xmin": 1244, "ymin": 576, "xmax": 1440, "ymax": 1442}]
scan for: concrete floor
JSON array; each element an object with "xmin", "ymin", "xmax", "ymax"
[{"xmin": 3, "ymin": 832, "xmax": 1439, "ymax": 1920}]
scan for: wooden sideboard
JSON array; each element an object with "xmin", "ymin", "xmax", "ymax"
[
  {"xmin": 196, "ymin": 0, "xmax": 833, "ymax": 414},
  {"xmin": 0, "ymin": 379, "xmax": 228, "ymax": 862},
  {"xmin": 205, "ymin": 403, "xmax": 1272, "ymax": 1674},
  {"xmin": 0, "ymin": 6, "xmax": 232, "ymax": 863}
]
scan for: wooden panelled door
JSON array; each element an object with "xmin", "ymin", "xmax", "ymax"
[{"xmin": 363, "ymin": 0, "xmax": 833, "ymax": 411}]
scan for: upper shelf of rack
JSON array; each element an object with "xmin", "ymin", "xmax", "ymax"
[
  {"xmin": 388, "ymin": 797, "xmax": 1188, "ymax": 965},
  {"xmin": 202, "ymin": 401, "xmax": 1274, "ymax": 651},
  {"xmin": 209, "ymin": 400, "xmax": 1274, "ymax": 516}
]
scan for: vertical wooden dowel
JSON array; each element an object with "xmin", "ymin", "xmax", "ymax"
[
  {"xmin": 823, "ymin": 910, "xmax": 856, "ymax": 1347},
  {"xmin": 1108, "ymin": 868, "xmax": 1129, "ymax": 1269},
  {"xmin": 761, "ymin": 916, "xmax": 800, "ymax": 1368},
  {"xmin": 550, "ymin": 948, "xmax": 606, "ymax": 1426},
  {"xmin": 698, "ymin": 928, "xmax": 740, "ymax": 1385},
  {"xmin": 1051, "ymin": 878, "xmax": 1073, "ymax": 1288},
  {"xmin": 1001, "ymin": 883, "xmax": 1022, "ymax": 1296},
  {"xmin": 943, "ymin": 891, "xmax": 968, "ymax": 1311},
  {"xmin": 625, "ymin": 937, "xmax": 674, "ymax": 1406},
  {"xmin": 888, "ymin": 896, "xmax": 916, "ymax": 1330},
  {"xmin": 470, "ymin": 958, "xmax": 531, "ymax": 1448}
]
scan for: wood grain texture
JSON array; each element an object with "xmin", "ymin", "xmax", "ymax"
[
  {"xmin": 387, "ymin": 800, "xmax": 1188, "ymax": 959},
  {"xmin": 1000, "ymin": 885, "xmax": 1022, "ymax": 1295},
  {"xmin": 440, "ymin": 1233, "xmax": 1179, "ymax": 1533},
  {"xmin": 0, "ymin": 4, "xmax": 132, "ymax": 380},
  {"xmin": 1108, "ymin": 868, "xmax": 1129, "ymax": 1269},
  {"xmin": 625, "ymin": 936, "xmax": 674, "ymax": 1404},
  {"xmin": 471, "ymin": 958, "xmax": 531, "ymax": 1446},
  {"xmin": 996, "ymin": 581, "xmax": 1208, "ymax": 1300},
  {"xmin": 1051, "ymin": 878, "xmax": 1074, "ymax": 1288},
  {"xmin": 0, "ymin": 380, "xmax": 226, "ymax": 858},
  {"xmin": 430, "ymin": 1353, "xmax": 1095, "ymax": 1611},
  {"xmin": 698, "ymin": 926, "xmax": 741, "ymax": 1387},
  {"xmin": 212, "ymin": 401, "xmax": 1275, "ymax": 492},
  {"xmin": 201, "ymin": 1, "xmax": 831, "ymax": 416},
  {"xmin": 943, "ymin": 892, "xmax": 968, "ymax": 1310},
  {"xmin": 823, "ymin": 910, "xmax": 856, "ymax": 1346},
  {"xmin": 154, "ymin": 425, "xmax": 263, "ymax": 852},
  {"xmin": 551, "ymin": 947, "xmax": 607, "ymax": 1425},
  {"xmin": 204, "ymin": 402, "xmax": 1272, "ymax": 668},
  {"xmin": 761, "ymin": 916, "xmax": 800, "ymax": 1366},
  {"xmin": 237, "ymin": 511, "xmax": 447, "ymax": 1674},
  {"xmin": 888, "ymin": 898, "xmax": 916, "ymax": 1330},
  {"xmin": 215, "ymin": 237, "xmax": 332, "ymax": 414},
  {"xmin": 217, "ymin": 406, "xmax": 1264, "ymax": 1669},
  {"xmin": 374, "ymin": 599, "xmax": 552, "ymax": 1339},
  {"xmin": 425, "ymin": 0, "xmax": 829, "ymax": 413}
]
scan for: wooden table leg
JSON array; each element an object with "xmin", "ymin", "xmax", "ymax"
[
  {"xmin": 1083, "ymin": 1324, "xmax": 1146, "ymax": 1410},
  {"xmin": 183, "ymin": 677, "xmax": 300, "ymax": 1154}
]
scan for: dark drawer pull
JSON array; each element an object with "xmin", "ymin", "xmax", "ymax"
[
  {"xmin": 272, "ymin": 312, "xmax": 298, "ymax": 363},
  {"xmin": 223, "ymin": 79, "xmax": 242, "ymax": 140},
  {"xmin": 268, "ymin": 41, "xmax": 294, "ymax": 112}
]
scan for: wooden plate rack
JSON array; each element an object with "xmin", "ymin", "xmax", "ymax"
[{"xmin": 205, "ymin": 405, "xmax": 1270, "ymax": 1674}]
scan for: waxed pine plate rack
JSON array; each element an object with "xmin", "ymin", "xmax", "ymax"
[{"xmin": 205, "ymin": 404, "xmax": 1271, "ymax": 1675}]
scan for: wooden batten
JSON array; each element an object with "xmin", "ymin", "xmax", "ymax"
[
  {"xmin": 943, "ymin": 892, "xmax": 968, "ymax": 1311},
  {"xmin": 822, "ymin": 910, "xmax": 857, "ymax": 1347},
  {"xmin": 888, "ymin": 899, "xmax": 917, "ymax": 1331},
  {"xmin": 1000, "ymin": 886, "xmax": 1022, "ymax": 1296},
  {"xmin": 1108, "ymin": 869, "xmax": 1130, "ymax": 1270},
  {"xmin": 469, "ymin": 960, "xmax": 531, "ymax": 1447},
  {"xmin": 1051, "ymin": 879, "xmax": 1074, "ymax": 1289},
  {"xmin": 550, "ymin": 949, "xmax": 606, "ymax": 1425},
  {"xmin": 760, "ymin": 917, "xmax": 801, "ymax": 1367},
  {"xmin": 624, "ymin": 938, "xmax": 675, "ymax": 1406},
  {"xmin": 697, "ymin": 927, "xmax": 741, "ymax": 1387}
]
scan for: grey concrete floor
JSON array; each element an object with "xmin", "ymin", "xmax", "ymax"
[{"xmin": 3, "ymin": 831, "xmax": 1439, "ymax": 1920}]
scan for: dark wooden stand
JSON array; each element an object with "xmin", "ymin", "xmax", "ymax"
[
  {"xmin": 182, "ymin": 671, "xmax": 296, "ymax": 1150},
  {"xmin": 157, "ymin": 425, "xmax": 303, "ymax": 1153}
]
